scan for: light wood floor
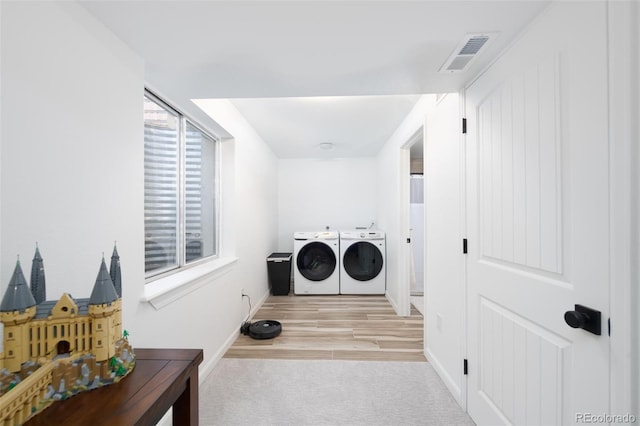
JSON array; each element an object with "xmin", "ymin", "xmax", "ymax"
[{"xmin": 224, "ymin": 294, "xmax": 427, "ymax": 362}]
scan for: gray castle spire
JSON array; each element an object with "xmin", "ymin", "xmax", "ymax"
[
  {"xmin": 30, "ymin": 244, "xmax": 46, "ymax": 304},
  {"xmin": 109, "ymin": 244, "xmax": 122, "ymax": 298},
  {"xmin": 1, "ymin": 259, "xmax": 37, "ymax": 312},
  {"xmin": 89, "ymin": 257, "xmax": 119, "ymax": 306}
]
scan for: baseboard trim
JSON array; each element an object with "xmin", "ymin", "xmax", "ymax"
[
  {"xmin": 156, "ymin": 289, "xmax": 272, "ymax": 426},
  {"xmin": 199, "ymin": 288, "xmax": 271, "ymax": 383},
  {"xmin": 386, "ymin": 292, "xmax": 400, "ymax": 315},
  {"xmin": 425, "ymin": 347, "xmax": 464, "ymax": 409}
]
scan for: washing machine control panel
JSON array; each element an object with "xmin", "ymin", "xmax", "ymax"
[
  {"xmin": 340, "ymin": 231, "xmax": 385, "ymax": 240},
  {"xmin": 294, "ymin": 231, "xmax": 339, "ymax": 240}
]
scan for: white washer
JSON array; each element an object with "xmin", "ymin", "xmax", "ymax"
[
  {"xmin": 294, "ymin": 231, "xmax": 340, "ymax": 295},
  {"xmin": 339, "ymin": 231, "xmax": 386, "ymax": 294}
]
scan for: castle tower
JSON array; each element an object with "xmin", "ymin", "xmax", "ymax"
[
  {"xmin": 0, "ymin": 260, "xmax": 37, "ymax": 372},
  {"xmin": 109, "ymin": 244, "xmax": 123, "ymax": 339},
  {"xmin": 109, "ymin": 244, "xmax": 122, "ymax": 298},
  {"xmin": 30, "ymin": 245, "xmax": 46, "ymax": 304},
  {"xmin": 88, "ymin": 258, "xmax": 120, "ymax": 362}
]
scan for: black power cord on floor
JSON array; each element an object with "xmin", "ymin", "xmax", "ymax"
[
  {"xmin": 240, "ymin": 292, "xmax": 252, "ymax": 335},
  {"xmin": 239, "ymin": 291, "xmax": 282, "ymax": 340}
]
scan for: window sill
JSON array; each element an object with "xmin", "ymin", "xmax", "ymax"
[{"xmin": 143, "ymin": 257, "xmax": 238, "ymax": 310}]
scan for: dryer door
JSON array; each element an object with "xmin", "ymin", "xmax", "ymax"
[
  {"xmin": 296, "ymin": 242, "xmax": 336, "ymax": 281},
  {"xmin": 343, "ymin": 242, "xmax": 383, "ymax": 281}
]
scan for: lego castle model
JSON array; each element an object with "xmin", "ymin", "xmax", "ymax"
[{"xmin": 0, "ymin": 245, "xmax": 134, "ymax": 424}]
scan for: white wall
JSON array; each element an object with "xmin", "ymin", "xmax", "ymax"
[
  {"xmin": 0, "ymin": 1, "xmax": 278, "ymax": 378},
  {"xmin": 277, "ymin": 158, "xmax": 376, "ymax": 251},
  {"xmin": 1, "ymin": 1, "xmax": 144, "ymax": 299},
  {"xmin": 194, "ymin": 99, "xmax": 279, "ymax": 303},
  {"xmin": 376, "ymin": 95, "xmax": 434, "ymax": 315},
  {"xmin": 635, "ymin": 2, "xmax": 640, "ymax": 414},
  {"xmin": 423, "ymin": 93, "xmax": 465, "ymax": 406}
]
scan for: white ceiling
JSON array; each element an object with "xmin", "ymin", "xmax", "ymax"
[
  {"xmin": 229, "ymin": 95, "xmax": 421, "ymax": 158},
  {"xmin": 80, "ymin": 0, "xmax": 550, "ymax": 158}
]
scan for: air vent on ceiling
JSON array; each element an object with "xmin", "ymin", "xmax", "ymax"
[{"xmin": 439, "ymin": 33, "xmax": 495, "ymax": 73}]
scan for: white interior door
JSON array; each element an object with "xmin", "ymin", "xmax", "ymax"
[{"xmin": 465, "ymin": 2, "xmax": 610, "ymax": 425}]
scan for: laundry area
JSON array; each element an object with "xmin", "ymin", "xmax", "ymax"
[
  {"xmin": 289, "ymin": 229, "xmax": 386, "ymax": 296},
  {"xmin": 245, "ymin": 95, "xmax": 434, "ymax": 317},
  {"xmin": 261, "ymin": 157, "xmax": 390, "ymax": 298}
]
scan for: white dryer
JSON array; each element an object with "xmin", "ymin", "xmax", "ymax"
[
  {"xmin": 294, "ymin": 231, "xmax": 340, "ymax": 295},
  {"xmin": 339, "ymin": 231, "xmax": 386, "ymax": 294}
]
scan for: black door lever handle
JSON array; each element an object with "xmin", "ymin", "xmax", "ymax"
[{"xmin": 564, "ymin": 304, "xmax": 601, "ymax": 335}]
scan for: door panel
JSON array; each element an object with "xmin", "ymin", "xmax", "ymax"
[
  {"xmin": 478, "ymin": 297, "xmax": 569, "ymax": 425},
  {"xmin": 466, "ymin": 2, "xmax": 609, "ymax": 424},
  {"xmin": 479, "ymin": 54, "xmax": 562, "ymax": 274}
]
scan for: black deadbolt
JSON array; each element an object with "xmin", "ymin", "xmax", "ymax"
[{"xmin": 564, "ymin": 304, "xmax": 601, "ymax": 335}]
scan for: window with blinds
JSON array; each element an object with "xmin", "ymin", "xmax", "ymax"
[{"xmin": 144, "ymin": 92, "xmax": 218, "ymax": 277}]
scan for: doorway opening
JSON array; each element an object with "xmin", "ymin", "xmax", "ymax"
[
  {"xmin": 403, "ymin": 128, "xmax": 425, "ymax": 316},
  {"xmin": 56, "ymin": 340, "xmax": 71, "ymax": 357}
]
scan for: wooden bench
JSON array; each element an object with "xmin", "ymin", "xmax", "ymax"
[{"xmin": 25, "ymin": 348, "xmax": 204, "ymax": 426}]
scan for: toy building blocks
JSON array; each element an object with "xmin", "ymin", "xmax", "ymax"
[{"xmin": 0, "ymin": 245, "xmax": 135, "ymax": 424}]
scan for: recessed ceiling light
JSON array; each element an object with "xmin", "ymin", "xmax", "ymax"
[{"xmin": 318, "ymin": 142, "xmax": 335, "ymax": 151}]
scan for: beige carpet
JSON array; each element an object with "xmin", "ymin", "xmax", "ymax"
[{"xmin": 199, "ymin": 358, "xmax": 475, "ymax": 426}]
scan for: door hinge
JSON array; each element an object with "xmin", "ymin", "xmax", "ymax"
[
  {"xmin": 463, "ymin": 359, "xmax": 468, "ymax": 375},
  {"xmin": 462, "ymin": 118, "xmax": 467, "ymax": 134},
  {"xmin": 608, "ymin": 318, "xmax": 611, "ymax": 336},
  {"xmin": 463, "ymin": 238, "xmax": 468, "ymax": 254}
]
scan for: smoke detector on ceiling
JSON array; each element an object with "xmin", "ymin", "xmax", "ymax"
[{"xmin": 439, "ymin": 33, "xmax": 497, "ymax": 73}]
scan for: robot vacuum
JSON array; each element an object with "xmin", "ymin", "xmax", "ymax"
[{"xmin": 240, "ymin": 320, "xmax": 282, "ymax": 340}]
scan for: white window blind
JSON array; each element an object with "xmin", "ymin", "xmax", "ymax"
[{"xmin": 144, "ymin": 92, "xmax": 218, "ymax": 277}]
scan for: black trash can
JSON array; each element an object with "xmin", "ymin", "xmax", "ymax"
[{"xmin": 267, "ymin": 253, "xmax": 292, "ymax": 295}]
